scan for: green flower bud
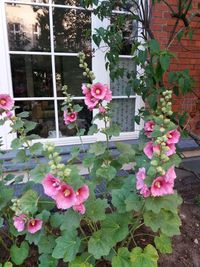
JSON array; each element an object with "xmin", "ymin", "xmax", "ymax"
[
  {"xmin": 164, "ymin": 119, "xmax": 170, "ymax": 124},
  {"xmin": 168, "ymin": 111, "xmax": 173, "ymax": 116},
  {"xmin": 64, "ymin": 168, "xmax": 71, "ymax": 176},
  {"xmin": 160, "ymin": 127, "xmax": 165, "ymax": 133},
  {"xmin": 79, "ymin": 64, "xmax": 83, "ymax": 68},
  {"xmin": 159, "ymin": 115, "xmax": 164, "ymax": 119},
  {"xmin": 83, "ymin": 72, "xmax": 87, "ymax": 76},
  {"xmin": 151, "ymin": 160, "xmax": 158, "ymax": 166},
  {"xmin": 161, "ymin": 107, "xmax": 166, "ymax": 113},
  {"xmin": 53, "ymin": 152, "xmax": 59, "ymax": 157}
]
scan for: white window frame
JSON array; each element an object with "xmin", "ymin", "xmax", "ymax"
[{"xmin": 0, "ymin": 0, "xmax": 143, "ymax": 150}]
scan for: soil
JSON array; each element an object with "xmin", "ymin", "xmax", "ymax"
[{"xmin": 0, "ymin": 167, "xmax": 200, "ymax": 267}]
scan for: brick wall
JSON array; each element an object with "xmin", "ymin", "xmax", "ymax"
[{"xmin": 151, "ymin": 0, "xmax": 200, "ymax": 135}]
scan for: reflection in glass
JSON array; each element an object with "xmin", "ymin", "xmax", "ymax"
[
  {"xmin": 55, "ymin": 56, "xmax": 91, "ymax": 97},
  {"xmin": 58, "ymin": 100, "xmax": 92, "ymax": 137},
  {"xmin": 15, "ymin": 101, "xmax": 56, "ymax": 138},
  {"xmin": 111, "ymin": 58, "xmax": 136, "ymax": 96},
  {"xmin": 53, "ymin": 8, "xmax": 91, "ymax": 52},
  {"xmin": 111, "ymin": 14, "xmax": 137, "ymax": 55},
  {"xmin": 10, "ymin": 55, "xmax": 53, "ymax": 97},
  {"xmin": 6, "ymin": 4, "xmax": 50, "ymax": 51},
  {"xmin": 112, "ymin": 99, "xmax": 135, "ymax": 132},
  {"xmin": 53, "ymin": 0, "xmax": 81, "ymax": 5}
]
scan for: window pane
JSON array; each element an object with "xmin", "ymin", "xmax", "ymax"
[
  {"xmin": 58, "ymin": 100, "xmax": 92, "ymax": 137},
  {"xmin": 6, "ymin": 4, "xmax": 50, "ymax": 51},
  {"xmin": 53, "ymin": 0, "xmax": 81, "ymax": 5},
  {"xmin": 55, "ymin": 56, "xmax": 91, "ymax": 97},
  {"xmin": 53, "ymin": 8, "xmax": 91, "ymax": 52},
  {"xmin": 112, "ymin": 99, "xmax": 135, "ymax": 132},
  {"xmin": 7, "ymin": 0, "xmax": 48, "ymax": 3},
  {"xmin": 11, "ymin": 55, "xmax": 53, "ymax": 98},
  {"xmin": 110, "ymin": 58, "xmax": 136, "ymax": 96},
  {"xmin": 15, "ymin": 100, "xmax": 56, "ymax": 138}
]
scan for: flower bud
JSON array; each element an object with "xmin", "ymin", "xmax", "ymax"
[
  {"xmin": 160, "ymin": 127, "xmax": 165, "ymax": 133},
  {"xmin": 151, "ymin": 160, "xmax": 158, "ymax": 166},
  {"xmin": 64, "ymin": 168, "xmax": 71, "ymax": 176}
]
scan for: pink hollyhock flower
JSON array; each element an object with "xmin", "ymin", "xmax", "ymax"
[
  {"xmin": 73, "ymin": 203, "xmax": 86, "ymax": 215},
  {"xmin": 13, "ymin": 214, "xmax": 27, "ymax": 232},
  {"xmin": 151, "ymin": 176, "xmax": 174, "ymax": 197},
  {"xmin": 99, "ymin": 106, "xmax": 107, "ymax": 113},
  {"xmin": 82, "ymin": 84, "xmax": 90, "ymax": 95},
  {"xmin": 55, "ymin": 184, "xmax": 76, "ymax": 210},
  {"xmin": 144, "ymin": 121, "xmax": 155, "ymax": 138},
  {"xmin": 140, "ymin": 185, "xmax": 151, "ymax": 198},
  {"xmin": 63, "ymin": 111, "xmax": 78, "ymax": 125},
  {"xmin": 91, "ymin": 83, "xmax": 107, "ymax": 100},
  {"xmin": 75, "ymin": 184, "xmax": 89, "ymax": 205},
  {"xmin": 166, "ymin": 129, "xmax": 180, "ymax": 144},
  {"xmin": 136, "ymin": 168, "xmax": 150, "ymax": 198},
  {"xmin": 104, "ymin": 87, "xmax": 112, "ymax": 102},
  {"xmin": 165, "ymin": 166, "xmax": 176, "ymax": 183},
  {"xmin": 42, "ymin": 173, "xmax": 61, "ymax": 199},
  {"xmin": 143, "ymin": 142, "xmax": 160, "ymax": 159},
  {"xmin": 0, "ymin": 94, "xmax": 14, "ymax": 111},
  {"xmin": 27, "ymin": 219, "xmax": 43, "ymax": 234},
  {"xmin": 166, "ymin": 143, "xmax": 176, "ymax": 156},
  {"xmin": 84, "ymin": 91, "xmax": 99, "ymax": 110},
  {"xmin": 6, "ymin": 111, "xmax": 13, "ymax": 118}
]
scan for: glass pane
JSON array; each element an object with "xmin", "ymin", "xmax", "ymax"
[
  {"xmin": 7, "ymin": 0, "xmax": 48, "ymax": 3},
  {"xmin": 53, "ymin": 0, "xmax": 82, "ymax": 5},
  {"xmin": 110, "ymin": 58, "xmax": 136, "ymax": 96},
  {"xmin": 15, "ymin": 100, "xmax": 56, "ymax": 138},
  {"xmin": 112, "ymin": 99, "xmax": 135, "ymax": 132},
  {"xmin": 111, "ymin": 14, "xmax": 137, "ymax": 55},
  {"xmin": 10, "ymin": 55, "xmax": 53, "ymax": 98},
  {"xmin": 58, "ymin": 100, "xmax": 92, "ymax": 137},
  {"xmin": 55, "ymin": 56, "xmax": 91, "ymax": 97},
  {"xmin": 6, "ymin": 4, "xmax": 50, "ymax": 51},
  {"xmin": 53, "ymin": 8, "xmax": 91, "ymax": 52},
  {"xmin": 113, "ymin": 1, "xmax": 137, "ymax": 12}
]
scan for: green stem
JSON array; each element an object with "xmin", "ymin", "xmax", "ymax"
[{"xmin": 75, "ymin": 122, "xmax": 85, "ymax": 152}]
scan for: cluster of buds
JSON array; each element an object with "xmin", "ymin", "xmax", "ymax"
[
  {"xmin": 43, "ymin": 143, "xmax": 71, "ymax": 178},
  {"xmin": 78, "ymin": 52, "xmax": 96, "ymax": 82},
  {"xmin": 159, "ymin": 90, "xmax": 173, "ymax": 116},
  {"xmin": 11, "ymin": 198, "xmax": 22, "ymax": 216}
]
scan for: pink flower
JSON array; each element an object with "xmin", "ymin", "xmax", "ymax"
[
  {"xmin": 165, "ymin": 166, "xmax": 176, "ymax": 183},
  {"xmin": 166, "ymin": 129, "xmax": 180, "ymax": 144},
  {"xmin": 82, "ymin": 84, "xmax": 90, "ymax": 95},
  {"xmin": 73, "ymin": 203, "xmax": 86, "ymax": 214},
  {"xmin": 99, "ymin": 106, "xmax": 107, "ymax": 113},
  {"xmin": 42, "ymin": 173, "xmax": 61, "ymax": 199},
  {"xmin": 143, "ymin": 142, "xmax": 160, "ymax": 159},
  {"xmin": 136, "ymin": 168, "xmax": 150, "ymax": 198},
  {"xmin": 75, "ymin": 184, "xmax": 89, "ymax": 205},
  {"xmin": 166, "ymin": 143, "xmax": 176, "ymax": 156},
  {"xmin": 0, "ymin": 94, "xmax": 14, "ymax": 111},
  {"xmin": 55, "ymin": 184, "xmax": 76, "ymax": 210},
  {"xmin": 27, "ymin": 219, "xmax": 43, "ymax": 234},
  {"xmin": 64, "ymin": 111, "xmax": 78, "ymax": 125},
  {"xmin": 104, "ymin": 87, "xmax": 112, "ymax": 102},
  {"xmin": 144, "ymin": 121, "xmax": 155, "ymax": 138},
  {"xmin": 151, "ymin": 176, "xmax": 174, "ymax": 197},
  {"xmin": 91, "ymin": 83, "xmax": 107, "ymax": 100},
  {"xmin": 84, "ymin": 91, "xmax": 99, "ymax": 110},
  {"xmin": 13, "ymin": 214, "xmax": 27, "ymax": 232},
  {"xmin": 140, "ymin": 185, "xmax": 151, "ymax": 198},
  {"xmin": 6, "ymin": 111, "xmax": 13, "ymax": 118}
]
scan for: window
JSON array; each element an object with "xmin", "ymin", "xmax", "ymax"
[{"xmin": 0, "ymin": 0, "xmax": 142, "ymax": 150}]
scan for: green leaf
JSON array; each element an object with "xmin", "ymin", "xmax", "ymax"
[
  {"xmin": 149, "ymin": 39, "xmax": 160, "ymax": 54},
  {"xmin": 112, "ymin": 189, "xmax": 128, "ymax": 213},
  {"xmin": 85, "ymin": 198, "xmax": 108, "ymax": 222},
  {"xmin": 3, "ymin": 262, "xmax": 13, "ymax": 267},
  {"xmin": 130, "ymin": 245, "xmax": 158, "ymax": 267},
  {"xmin": 88, "ymin": 230, "xmax": 113, "ymax": 259},
  {"xmin": 17, "ymin": 111, "xmax": 29, "ymax": 118},
  {"xmin": 101, "ymin": 212, "xmax": 130, "ymax": 244},
  {"xmin": 11, "ymin": 138, "xmax": 23, "ymax": 150},
  {"xmin": 160, "ymin": 54, "xmax": 170, "ymax": 72},
  {"xmin": 0, "ymin": 217, "xmax": 4, "ymax": 228},
  {"xmin": 10, "ymin": 241, "xmax": 29, "ymax": 265},
  {"xmin": 60, "ymin": 209, "xmax": 81, "ymax": 232},
  {"xmin": 39, "ymin": 254, "xmax": 58, "ymax": 267},
  {"xmin": 52, "ymin": 230, "xmax": 81, "ymax": 262},
  {"xmin": 0, "ymin": 182, "xmax": 13, "ymax": 210},
  {"xmin": 25, "ymin": 230, "xmax": 43, "ymax": 245},
  {"xmin": 37, "ymin": 209, "xmax": 51, "ymax": 222},
  {"xmin": 104, "ymin": 123, "xmax": 121, "ymax": 137},
  {"xmin": 24, "ymin": 120, "xmax": 37, "ymax": 133},
  {"xmin": 145, "ymin": 193, "xmax": 182, "ymax": 214},
  {"xmin": 89, "ymin": 142, "xmax": 106, "ymax": 156},
  {"xmin": 112, "ymin": 248, "xmax": 131, "ymax": 267},
  {"xmin": 50, "ymin": 212, "xmax": 66, "ymax": 228},
  {"xmin": 125, "ymin": 194, "xmax": 144, "ymax": 212},
  {"xmin": 14, "ymin": 149, "xmax": 27, "ymax": 163},
  {"xmin": 143, "ymin": 209, "xmax": 181, "ymax": 236},
  {"xmin": 30, "ymin": 164, "xmax": 50, "ymax": 183},
  {"xmin": 88, "ymin": 124, "xmax": 99, "ymax": 135},
  {"xmin": 96, "ymin": 166, "xmax": 117, "ymax": 181},
  {"xmin": 69, "ymin": 257, "xmax": 94, "ymax": 267},
  {"xmin": 29, "ymin": 142, "xmax": 43, "ymax": 155},
  {"xmin": 154, "ymin": 234, "xmax": 172, "ymax": 254},
  {"xmin": 19, "ymin": 189, "xmax": 39, "ymax": 214},
  {"xmin": 38, "ymin": 235, "xmax": 56, "ymax": 254},
  {"xmin": 68, "ymin": 147, "xmax": 80, "ymax": 162}
]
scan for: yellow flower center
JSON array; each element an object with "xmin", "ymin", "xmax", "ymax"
[
  {"xmin": 95, "ymin": 89, "xmax": 101, "ymax": 95},
  {"xmin": 31, "ymin": 220, "xmax": 36, "ymax": 226},
  {"xmin": 0, "ymin": 99, "xmax": 6, "ymax": 106},
  {"xmin": 155, "ymin": 182, "xmax": 161, "ymax": 188},
  {"xmin": 64, "ymin": 189, "xmax": 70, "ymax": 197}
]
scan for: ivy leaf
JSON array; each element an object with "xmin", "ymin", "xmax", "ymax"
[
  {"xmin": 52, "ymin": 230, "xmax": 81, "ymax": 262},
  {"xmin": 154, "ymin": 234, "xmax": 172, "ymax": 254},
  {"xmin": 88, "ymin": 230, "xmax": 113, "ymax": 259},
  {"xmin": 88, "ymin": 142, "xmax": 106, "ymax": 156},
  {"xmin": 85, "ymin": 198, "xmax": 108, "ymax": 222},
  {"xmin": 130, "ymin": 245, "xmax": 158, "ymax": 267},
  {"xmin": 143, "ymin": 209, "xmax": 181, "ymax": 236},
  {"xmin": 112, "ymin": 248, "xmax": 131, "ymax": 267},
  {"xmin": 96, "ymin": 166, "xmax": 117, "ymax": 181},
  {"xmin": 39, "ymin": 254, "xmax": 58, "ymax": 267},
  {"xmin": 10, "ymin": 241, "xmax": 29, "ymax": 266}
]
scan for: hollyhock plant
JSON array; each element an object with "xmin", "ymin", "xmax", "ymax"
[
  {"xmin": 27, "ymin": 219, "xmax": 43, "ymax": 234},
  {"xmin": 144, "ymin": 121, "xmax": 155, "ymax": 138},
  {"xmin": 136, "ymin": 168, "xmax": 150, "ymax": 198},
  {"xmin": 166, "ymin": 143, "xmax": 176, "ymax": 156},
  {"xmin": 55, "ymin": 184, "xmax": 76, "ymax": 210},
  {"xmin": 143, "ymin": 142, "xmax": 160, "ymax": 159},
  {"xmin": 165, "ymin": 166, "xmax": 176, "ymax": 183},
  {"xmin": 75, "ymin": 184, "xmax": 89, "ymax": 205},
  {"xmin": 0, "ymin": 94, "xmax": 14, "ymax": 111},
  {"xmin": 13, "ymin": 214, "xmax": 27, "ymax": 232},
  {"xmin": 166, "ymin": 129, "xmax": 181, "ymax": 144},
  {"xmin": 73, "ymin": 203, "xmax": 86, "ymax": 215},
  {"xmin": 64, "ymin": 111, "xmax": 78, "ymax": 125},
  {"xmin": 42, "ymin": 173, "xmax": 61, "ymax": 199},
  {"xmin": 91, "ymin": 82, "xmax": 107, "ymax": 100},
  {"xmin": 84, "ymin": 91, "xmax": 99, "ymax": 110},
  {"xmin": 151, "ymin": 176, "xmax": 174, "ymax": 197}
]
